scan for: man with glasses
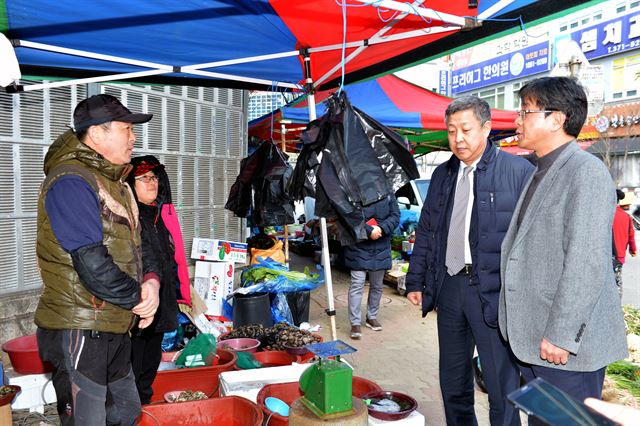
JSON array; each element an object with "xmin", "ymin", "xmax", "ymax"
[
  {"xmin": 499, "ymin": 77, "xmax": 628, "ymax": 417},
  {"xmin": 406, "ymin": 96, "xmax": 533, "ymax": 425},
  {"xmin": 35, "ymin": 94, "xmax": 160, "ymax": 425}
]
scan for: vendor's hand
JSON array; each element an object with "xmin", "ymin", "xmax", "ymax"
[
  {"xmin": 407, "ymin": 291, "xmax": 422, "ymax": 306},
  {"xmin": 370, "ymin": 225, "xmax": 382, "ymax": 240},
  {"xmin": 132, "ymin": 279, "xmax": 160, "ymax": 318},
  {"xmin": 540, "ymin": 337, "xmax": 569, "ymax": 365},
  {"xmin": 138, "ymin": 315, "xmax": 155, "ymax": 330},
  {"xmin": 585, "ymin": 398, "xmax": 640, "ymax": 425},
  {"xmin": 631, "ymin": 252, "xmax": 637, "ymax": 257}
]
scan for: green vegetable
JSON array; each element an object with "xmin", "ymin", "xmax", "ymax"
[
  {"xmin": 242, "ymin": 266, "xmax": 319, "ymax": 287},
  {"xmin": 606, "ymin": 360, "xmax": 640, "ymax": 400}
]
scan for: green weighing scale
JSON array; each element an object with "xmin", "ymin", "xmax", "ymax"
[{"xmin": 298, "ymin": 340, "xmax": 358, "ymax": 419}]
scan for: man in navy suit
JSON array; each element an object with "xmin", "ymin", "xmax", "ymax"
[{"xmin": 406, "ymin": 96, "xmax": 533, "ymax": 425}]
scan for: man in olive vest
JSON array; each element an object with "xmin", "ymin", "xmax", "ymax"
[{"xmin": 35, "ymin": 94, "xmax": 160, "ymax": 425}]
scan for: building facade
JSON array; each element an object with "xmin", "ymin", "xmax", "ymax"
[{"xmin": 426, "ymin": 0, "xmax": 640, "ymax": 191}]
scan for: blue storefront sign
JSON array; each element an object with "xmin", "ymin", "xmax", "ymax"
[
  {"xmin": 452, "ymin": 42, "xmax": 550, "ymax": 94},
  {"xmin": 439, "ymin": 70, "xmax": 449, "ymax": 96},
  {"xmin": 569, "ymin": 11, "xmax": 640, "ymax": 60}
]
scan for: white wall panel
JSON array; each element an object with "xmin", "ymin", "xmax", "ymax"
[{"xmin": 0, "ymin": 81, "xmax": 247, "ymax": 295}]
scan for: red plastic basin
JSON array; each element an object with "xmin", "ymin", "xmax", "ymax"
[
  {"xmin": 138, "ymin": 395, "xmax": 263, "ymax": 426},
  {"xmin": 2, "ymin": 335, "xmax": 53, "ymax": 375},
  {"xmin": 150, "ymin": 349, "xmax": 237, "ymax": 403},
  {"xmin": 256, "ymin": 376, "xmax": 381, "ymax": 426},
  {"xmin": 234, "ymin": 350, "xmax": 299, "ymax": 370}
]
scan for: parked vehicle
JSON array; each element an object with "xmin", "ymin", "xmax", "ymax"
[{"xmin": 395, "ymin": 178, "xmax": 430, "ymax": 214}]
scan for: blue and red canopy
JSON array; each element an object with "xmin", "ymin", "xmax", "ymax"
[
  {"xmin": 249, "ymin": 74, "xmax": 518, "ymax": 152},
  {"xmin": 1, "ymin": 0, "xmax": 588, "ymax": 91}
]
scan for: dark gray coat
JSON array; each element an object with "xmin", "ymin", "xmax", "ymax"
[{"xmin": 343, "ymin": 195, "xmax": 400, "ymax": 271}]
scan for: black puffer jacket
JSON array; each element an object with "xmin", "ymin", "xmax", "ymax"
[
  {"xmin": 127, "ymin": 155, "xmax": 179, "ymax": 333},
  {"xmin": 405, "ymin": 141, "xmax": 534, "ymax": 326},
  {"xmin": 342, "ymin": 195, "xmax": 400, "ymax": 271}
]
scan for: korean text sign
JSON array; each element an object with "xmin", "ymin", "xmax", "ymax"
[
  {"xmin": 569, "ymin": 11, "xmax": 640, "ymax": 60},
  {"xmin": 451, "ymin": 42, "xmax": 550, "ymax": 94}
]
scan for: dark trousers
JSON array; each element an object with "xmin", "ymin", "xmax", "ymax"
[
  {"xmin": 36, "ymin": 328, "xmax": 140, "ymax": 426},
  {"xmin": 130, "ymin": 327, "xmax": 164, "ymax": 404},
  {"xmin": 518, "ymin": 363, "xmax": 606, "ymax": 426},
  {"xmin": 437, "ymin": 273, "xmax": 521, "ymax": 426}
]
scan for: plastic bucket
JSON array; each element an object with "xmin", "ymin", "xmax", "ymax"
[
  {"xmin": 150, "ymin": 349, "xmax": 237, "ymax": 403},
  {"xmin": 232, "ymin": 292, "xmax": 273, "ymax": 328},
  {"xmin": 138, "ymin": 395, "xmax": 263, "ymax": 426},
  {"xmin": 2, "ymin": 335, "xmax": 53, "ymax": 375},
  {"xmin": 256, "ymin": 376, "xmax": 380, "ymax": 426}
]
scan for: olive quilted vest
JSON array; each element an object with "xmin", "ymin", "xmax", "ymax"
[{"xmin": 35, "ymin": 130, "xmax": 141, "ymax": 333}]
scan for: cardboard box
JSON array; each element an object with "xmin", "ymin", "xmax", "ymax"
[
  {"xmin": 193, "ymin": 261, "xmax": 234, "ymax": 316},
  {"xmin": 191, "ymin": 238, "xmax": 247, "ymax": 264}
]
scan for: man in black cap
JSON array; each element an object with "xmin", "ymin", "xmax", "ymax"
[{"xmin": 34, "ymin": 94, "xmax": 159, "ymax": 425}]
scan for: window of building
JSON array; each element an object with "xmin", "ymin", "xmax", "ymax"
[
  {"xmin": 611, "ymin": 55, "xmax": 640, "ymax": 101},
  {"xmin": 617, "ymin": 3, "xmax": 626, "ymax": 13},
  {"xmin": 471, "ymin": 86, "xmax": 505, "ymax": 109},
  {"xmin": 512, "ymin": 81, "xmax": 529, "ymax": 109},
  {"xmin": 630, "ymin": 1, "xmax": 640, "ymax": 9},
  {"xmin": 570, "ymin": 20, "xmax": 579, "ymax": 29},
  {"xmin": 560, "ymin": 24, "xmax": 568, "ymax": 32},
  {"xmin": 593, "ymin": 12, "xmax": 602, "ymax": 21}
]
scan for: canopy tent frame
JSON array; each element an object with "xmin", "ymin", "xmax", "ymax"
[{"xmin": 2, "ymin": 0, "xmax": 521, "ymax": 94}]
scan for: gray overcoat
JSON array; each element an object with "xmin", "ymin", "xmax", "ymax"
[{"xmin": 499, "ymin": 141, "xmax": 628, "ymax": 371}]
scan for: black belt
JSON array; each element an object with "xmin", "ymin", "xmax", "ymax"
[{"xmin": 457, "ymin": 264, "xmax": 473, "ymax": 276}]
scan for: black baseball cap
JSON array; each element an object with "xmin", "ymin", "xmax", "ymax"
[{"xmin": 73, "ymin": 94, "xmax": 153, "ymax": 131}]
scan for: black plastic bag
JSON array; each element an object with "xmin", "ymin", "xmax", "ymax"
[{"xmin": 289, "ymin": 91, "xmax": 419, "ymax": 245}]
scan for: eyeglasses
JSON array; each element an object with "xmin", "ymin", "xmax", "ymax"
[
  {"xmin": 135, "ymin": 175, "xmax": 158, "ymax": 184},
  {"xmin": 517, "ymin": 109, "xmax": 556, "ymax": 119}
]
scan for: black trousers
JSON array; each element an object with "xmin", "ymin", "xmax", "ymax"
[
  {"xmin": 36, "ymin": 328, "xmax": 140, "ymax": 426},
  {"xmin": 437, "ymin": 273, "xmax": 522, "ymax": 426},
  {"xmin": 130, "ymin": 327, "xmax": 164, "ymax": 404}
]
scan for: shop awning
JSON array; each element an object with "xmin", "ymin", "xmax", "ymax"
[{"xmin": 249, "ymin": 74, "xmax": 518, "ymax": 153}]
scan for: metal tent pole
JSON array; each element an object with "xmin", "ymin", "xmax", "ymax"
[
  {"xmin": 320, "ymin": 217, "xmax": 337, "ymax": 341},
  {"xmin": 303, "ymin": 52, "xmax": 336, "ymax": 341}
]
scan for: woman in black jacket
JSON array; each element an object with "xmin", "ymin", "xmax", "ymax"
[
  {"xmin": 344, "ymin": 195, "xmax": 400, "ymax": 339},
  {"xmin": 127, "ymin": 155, "xmax": 188, "ymax": 404}
]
